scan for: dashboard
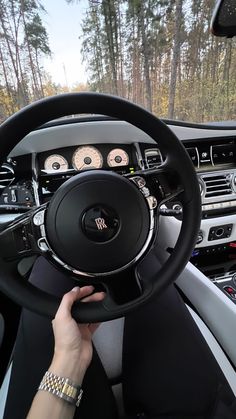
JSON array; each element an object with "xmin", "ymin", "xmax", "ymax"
[
  {"xmin": 1, "ymin": 116, "xmax": 236, "ymax": 303},
  {"xmin": 37, "ymin": 143, "xmax": 141, "ymax": 204}
]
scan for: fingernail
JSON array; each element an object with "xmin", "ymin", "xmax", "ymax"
[{"xmin": 71, "ymin": 286, "xmax": 80, "ymax": 292}]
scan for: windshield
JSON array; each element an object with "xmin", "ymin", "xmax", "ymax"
[{"xmin": 0, "ymin": 0, "xmax": 235, "ymax": 124}]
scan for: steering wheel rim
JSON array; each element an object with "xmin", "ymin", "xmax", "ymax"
[{"xmin": 0, "ymin": 93, "xmax": 201, "ymax": 322}]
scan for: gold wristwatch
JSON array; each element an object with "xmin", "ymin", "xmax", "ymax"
[{"xmin": 38, "ymin": 371, "xmax": 83, "ymax": 407}]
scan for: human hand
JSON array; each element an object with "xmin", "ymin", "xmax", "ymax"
[{"xmin": 50, "ymin": 286, "xmax": 105, "ymax": 384}]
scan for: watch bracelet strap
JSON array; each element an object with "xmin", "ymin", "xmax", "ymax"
[{"xmin": 38, "ymin": 371, "xmax": 83, "ymax": 407}]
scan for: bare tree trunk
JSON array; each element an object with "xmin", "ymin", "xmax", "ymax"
[
  {"xmin": 0, "ymin": 10, "xmax": 24, "ymax": 106},
  {"xmin": 20, "ymin": 1, "xmax": 40, "ymax": 99},
  {"xmin": 139, "ymin": 1, "xmax": 152, "ymax": 112},
  {"xmin": 118, "ymin": 1, "xmax": 124, "ymax": 96},
  {"xmin": 168, "ymin": 0, "xmax": 183, "ymax": 119},
  {"xmin": 102, "ymin": 0, "xmax": 118, "ymax": 94},
  {"xmin": 9, "ymin": 1, "xmax": 29, "ymax": 104},
  {"xmin": 94, "ymin": 6, "xmax": 104, "ymax": 91},
  {"xmin": 0, "ymin": 43, "xmax": 15, "ymax": 114},
  {"xmin": 131, "ymin": 11, "xmax": 137, "ymax": 103},
  {"xmin": 35, "ymin": 49, "xmax": 44, "ymax": 97},
  {"xmin": 223, "ymin": 38, "xmax": 232, "ymax": 118}
]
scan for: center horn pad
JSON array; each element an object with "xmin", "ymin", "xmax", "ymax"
[{"xmin": 46, "ymin": 170, "xmax": 150, "ymax": 274}]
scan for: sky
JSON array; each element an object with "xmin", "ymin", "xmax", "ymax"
[{"xmin": 42, "ymin": 0, "xmax": 88, "ymax": 87}]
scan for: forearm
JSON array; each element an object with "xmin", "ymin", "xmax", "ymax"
[
  {"xmin": 26, "ymin": 389, "xmax": 76, "ymax": 419},
  {"xmin": 26, "ymin": 286, "xmax": 98, "ymax": 419},
  {"xmin": 26, "ymin": 353, "xmax": 86, "ymax": 419}
]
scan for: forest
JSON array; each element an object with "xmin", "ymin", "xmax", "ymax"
[
  {"xmin": 0, "ymin": 0, "xmax": 51, "ymax": 121},
  {"xmin": 0, "ymin": 0, "xmax": 236, "ymax": 123}
]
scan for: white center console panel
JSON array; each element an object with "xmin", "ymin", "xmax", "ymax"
[
  {"xmin": 159, "ymin": 212, "xmax": 236, "ymax": 250},
  {"xmin": 176, "ymin": 262, "xmax": 236, "ymax": 367}
]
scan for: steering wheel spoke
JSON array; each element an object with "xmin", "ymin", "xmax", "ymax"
[
  {"xmin": 128, "ymin": 160, "xmax": 185, "ymax": 211},
  {"xmin": 71, "ymin": 269, "xmax": 153, "ymax": 323},
  {"xmin": 0, "ymin": 203, "xmax": 48, "ymax": 261}
]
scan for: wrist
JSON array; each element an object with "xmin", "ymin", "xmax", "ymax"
[{"xmin": 50, "ymin": 352, "xmax": 87, "ymax": 385}]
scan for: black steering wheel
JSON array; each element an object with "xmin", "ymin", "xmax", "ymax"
[{"xmin": 0, "ymin": 93, "xmax": 201, "ymax": 322}]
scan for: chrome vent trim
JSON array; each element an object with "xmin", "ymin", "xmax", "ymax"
[
  {"xmin": 144, "ymin": 148, "xmax": 163, "ymax": 169},
  {"xmin": 0, "ymin": 164, "xmax": 15, "ymax": 189},
  {"xmin": 202, "ymin": 174, "xmax": 232, "ymax": 198}
]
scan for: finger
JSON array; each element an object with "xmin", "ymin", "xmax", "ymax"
[
  {"xmin": 55, "ymin": 287, "xmax": 81, "ymax": 319},
  {"xmin": 55, "ymin": 285, "xmax": 95, "ymax": 320},
  {"xmin": 76, "ymin": 285, "xmax": 95, "ymax": 300},
  {"xmin": 81, "ymin": 292, "xmax": 105, "ymax": 303}
]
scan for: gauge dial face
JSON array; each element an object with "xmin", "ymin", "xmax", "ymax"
[
  {"xmin": 44, "ymin": 155, "xmax": 69, "ymax": 172},
  {"xmin": 72, "ymin": 146, "xmax": 103, "ymax": 171},
  {"xmin": 107, "ymin": 148, "xmax": 129, "ymax": 167}
]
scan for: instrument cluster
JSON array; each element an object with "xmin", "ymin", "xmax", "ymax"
[{"xmin": 41, "ymin": 145, "xmax": 132, "ymax": 174}]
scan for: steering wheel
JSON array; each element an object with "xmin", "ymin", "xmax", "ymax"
[{"xmin": 0, "ymin": 93, "xmax": 201, "ymax": 322}]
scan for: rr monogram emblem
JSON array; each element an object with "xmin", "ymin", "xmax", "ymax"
[{"xmin": 95, "ymin": 218, "xmax": 107, "ymax": 230}]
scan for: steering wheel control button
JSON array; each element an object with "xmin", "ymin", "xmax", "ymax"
[
  {"xmin": 82, "ymin": 206, "xmax": 119, "ymax": 242},
  {"xmin": 33, "ymin": 210, "xmax": 45, "ymax": 226},
  {"xmin": 131, "ymin": 176, "xmax": 146, "ymax": 189},
  {"xmin": 46, "ymin": 170, "xmax": 151, "ymax": 274},
  {"xmin": 141, "ymin": 186, "xmax": 150, "ymax": 197},
  {"xmin": 37, "ymin": 238, "xmax": 49, "ymax": 252},
  {"xmin": 147, "ymin": 196, "xmax": 157, "ymax": 210}
]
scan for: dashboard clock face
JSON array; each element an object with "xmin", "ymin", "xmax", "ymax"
[
  {"xmin": 107, "ymin": 148, "xmax": 129, "ymax": 167},
  {"xmin": 72, "ymin": 146, "xmax": 103, "ymax": 171},
  {"xmin": 44, "ymin": 155, "xmax": 69, "ymax": 172}
]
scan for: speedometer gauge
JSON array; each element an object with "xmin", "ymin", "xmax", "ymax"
[
  {"xmin": 72, "ymin": 146, "xmax": 103, "ymax": 171},
  {"xmin": 44, "ymin": 155, "xmax": 69, "ymax": 172},
  {"xmin": 107, "ymin": 148, "xmax": 129, "ymax": 167}
]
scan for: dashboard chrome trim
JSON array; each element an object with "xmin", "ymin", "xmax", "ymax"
[
  {"xmin": 32, "ymin": 153, "xmax": 40, "ymax": 207},
  {"xmin": 0, "ymin": 164, "xmax": 15, "ymax": 189},
  {"xmin": 198, "ymin": 168, "xmax": 236, "ymax": 205},
  {"xmin": 195, "ymin": 146, "xmax": 200, "ymax": 169},
  {"xmin": 210, "ymin": 146, "xmax": 214, "ymax": 166}
]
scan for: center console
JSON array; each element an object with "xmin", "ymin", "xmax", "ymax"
[
  {"xmin": 191, "ymin": 242, "xmax": 236, "ymax": 303},
  {"xmin": 184, "ymin": 136, "xmax": 236, "ymax": 304}
]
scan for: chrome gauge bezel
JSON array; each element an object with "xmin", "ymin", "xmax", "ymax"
[
  {"xmin": 44, "ymin": 154, "xmax": 69, "ymax": 172},
  {"xmin": 72, "ymin": 146, "xmax": 103, "ymax": 171},
  {"xmin": 107, "ymin": 148, "xmax": 129, "ymax": 167}
]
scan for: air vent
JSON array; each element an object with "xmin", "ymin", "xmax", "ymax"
[
  {"xmin": 144, "ymin": 148, "xmax": 162, "ymax": 168},
  {"xmin": 202, "ymin": 174, "xmax": 232, "ymax": 198},
  {"xmin": 0, "ymin": 164, "xmax": 14, "ymax": 189}
]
